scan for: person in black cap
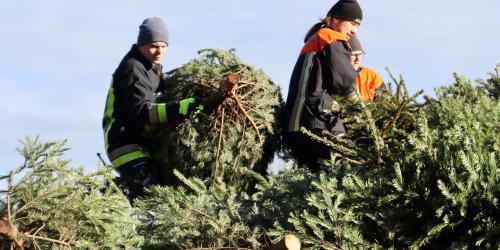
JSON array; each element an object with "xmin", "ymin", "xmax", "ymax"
[
  {"xmin": 282, "ymin": 0, "xmax": 363, "ymax": 172},
  {"xmin": 348, "ymin": 35, "xmax": 385, "ymax": 101},
  {"xmin": 102, "ymin": 17, "xmax": 233, "ymax": 201}
]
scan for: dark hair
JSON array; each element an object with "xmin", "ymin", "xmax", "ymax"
[{"xmin": 303, "ymin": 17, "xmax": 333, "ymax": 43}]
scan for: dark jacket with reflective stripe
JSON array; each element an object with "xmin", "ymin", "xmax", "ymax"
[
  {"xmin": 103, "ymin": 45, "xmax": 178, "ymax": 166},
  {"xmin": 283, "ymin": 27, "xmax": 357, "ymax": 132}
]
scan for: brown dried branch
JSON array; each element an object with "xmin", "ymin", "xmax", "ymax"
[
  {"xmin": 238, "ymin": 80, "xmax": 257, "ymax": 85},
  {"xmin": 231, "ymin": 95, "xmax": 263, "ymax": 145},
  {"xmin": 33, "ymin": 240, "xmax": 41, "ymax": 250},
  {"xmin": 257, "ymin": 125, "xmax": 266, "ymax": 130},
  {"xmin": 1, "ymin": 210, "xmax": 78, "ymax": 249},
  {"xmin": 215, "ymin": 107, "xmax": 225, "ymax": 172},
  {"xmin": 240, "ymin": 106, "xmax": 268, "ymax": 122},
  {"xmin": 233, "ymin": 65, "xmax": 249, "ymax": 75},
  {"xmin": 234, "ymin": 81, "xmax": 257, "ymax": 91},
  {"xmin": 7, "ymin": 172, "xmax": 13, "ymax": 221},
  {"xmin": 21, "ymin": 232, "xmax": 79, "ymax": 249},
  {"xmin": 30, "ymin": 224, "xmax": 45, "ymax": 238},
  {"xmin": 225, "ymin": 103, "xmax": 242, "ymax": 122}
]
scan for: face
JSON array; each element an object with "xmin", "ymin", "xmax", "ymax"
[
  {"xmin": 138, "ymin": 41, "xmax": 168, "ymax": 64},
  {"xmin": 350, "ymin": 50, "xmax": 363, "ymax": 71},
  {"xmin": 330, "ymin": 18, "xmax": 359, "ymax": 40}
]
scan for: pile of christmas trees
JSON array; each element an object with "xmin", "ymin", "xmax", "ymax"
[
  {"xmin": 1, "ymin": 48, "xmax": 498, "ymax": 249},
  {"xmin": 151, "ymin": 49, "xmax": 283, "ymax": 189},
  {"xmin": 0, "ymin": 137, "xmax": 143, "ymax": 249}
]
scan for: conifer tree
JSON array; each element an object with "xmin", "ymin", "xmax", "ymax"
[
  {"xmin": 478, "ymin": 63, "xmax": 500, "ymax": 98},
  {"xmin": 406, "ymin": 70, "xmax": 499, "ymax": 248},
  {"xmin": 135, "ymin": 170, "xmax": 261, "ymax": 249},
  {"xmin": 0, "ymin": 136, "xmax": 142, "ymax": 249},
  {"xmin": 134, "ymin": 66, "xmax": 498, "ymax": 249},
  {"xmin": 152, "ymin": 49, "xmax": 283, "ymax": 189},
  {"xmin": 3, "ymin": 57, "xmax": 498, "ymax": 249},
  {"xmin": 266, "ymin": 70, "xmax": 422, "ymax": 249},
  {"xmin": 268, "ymin": 67, "xmax": 499, "ymax": 249}
]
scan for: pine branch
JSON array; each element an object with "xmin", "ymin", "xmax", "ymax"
[
  {"xmin": 299, "ymin": 127, "xmax": 361, "ymax": 164},
  {"xmin": 173, "ymin": 169, "xmax": 206, "ymax": 194},
  {"xmin": 380, "ymin": 98, "xmax": 407, "ymax": 139},
  {"xmin": 358, "ymin": 100, "xmax": 384, "ymax": 162}
]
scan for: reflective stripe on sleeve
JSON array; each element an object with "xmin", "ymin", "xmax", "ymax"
[
  {"xmin": 148, "ymin": 103, "xmax": 168, "ymax": 125},
  {"xmin": 108, "ymin": 144, "xmax": 142, "ymax": 161},
  {"xmin": 111, "ymin": 150, "xmax": 151, "ymax": 167},
  {"xmin": 103, "ymin": 82, "xmax": 116, "ymax": 150},
  {"xmin": 157, "ymin": 103, "xmax": 167, "ymax": 123},
  {"xmin": 107, "ymin": 144, "xmax": 151, "ymax": 167}
]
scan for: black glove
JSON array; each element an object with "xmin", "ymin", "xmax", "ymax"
[{"xmin": 115, "ymin": 159, "xmax": 160, "ymax": 201}]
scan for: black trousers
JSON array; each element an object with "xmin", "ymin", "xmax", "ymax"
[
  {"xmin": 283, "ymin": 120, "xmax": 347, "ymax": 172},
  {"xmin": 283, "ymin": 130, "xmax": 332, "ymax": 173}
]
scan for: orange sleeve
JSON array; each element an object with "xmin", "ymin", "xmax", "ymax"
[
  {"xmin": 300, "ymin": 28, "xmax": 347, "ymax": 55},
  {"xmin": 355, "ymin": 67, "xmax": 384, "ymax": 101}
]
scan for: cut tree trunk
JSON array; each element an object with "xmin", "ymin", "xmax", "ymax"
[
  {"xmin": 0, "ymin": 217, "xmax": 24, "ymax": 249},
  {"xmin": 264, "ymin": 234, "xmax": 301, "ymax": 250}
]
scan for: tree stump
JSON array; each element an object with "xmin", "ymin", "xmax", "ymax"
[{"xmin": 264, "ymin": 234, "xmax": 301, "ymax": 250}]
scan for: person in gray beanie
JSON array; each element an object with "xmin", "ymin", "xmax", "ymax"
[
  {"xmin": 137, "ymin": 17, "xmax": 169, "ymax": 46},
  {"xmin": 348, "ymin": 36, "xmax": 385, "ymax": 101},
  {"xmin": 282, "ymin": 0, "xmax": 363, "ymax": 172},
  {"xmin": 102, "ymin": 17, "xmax": 234, "ymax": 201},
  {"xmin": 135, "ymin": 17, "xmax": 169, "ymax": 64}
]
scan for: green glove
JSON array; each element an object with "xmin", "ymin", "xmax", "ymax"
[{"xmin": 178, "ymin": 97, "xmax": 204, "ymax": 116}]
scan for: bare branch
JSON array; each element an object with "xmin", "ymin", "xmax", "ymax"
[{"xmin": 231, "ymin": 95, "xmax": 263, "ymax": 145}]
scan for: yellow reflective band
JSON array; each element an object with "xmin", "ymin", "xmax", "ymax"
[
  {"xmin": 104, "ymin": 82, "xmax": 116, "ymax": 150},
  {"xmin": 111, "ymin": 150, "xmax": 150, "ymax": 167},
  {"xmin": 158, "ymin": 103, "xmax": 167, "ymax": 123}
]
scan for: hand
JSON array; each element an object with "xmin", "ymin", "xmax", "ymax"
[{"xmin": 178, "ymin": 97, "xmax": 204, "ymax": 117}]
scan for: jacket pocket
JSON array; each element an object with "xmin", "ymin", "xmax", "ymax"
[{"xmin": 305, "ymin": 92, "xmax": 333, "ymax": 119}]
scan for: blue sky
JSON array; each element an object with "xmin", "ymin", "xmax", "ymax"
[{"xmin": 1, "ymin": 0, "xmax": 499, "ymax": 174}]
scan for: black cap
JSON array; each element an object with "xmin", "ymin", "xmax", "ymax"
[{"xmin": 327, "ymin": 0, "xmax": 363, "ymax": 25}]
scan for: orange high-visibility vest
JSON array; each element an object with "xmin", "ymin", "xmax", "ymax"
[{"xmin": 355, "ymin": 67, "xmax": 384, "ymax": 101}]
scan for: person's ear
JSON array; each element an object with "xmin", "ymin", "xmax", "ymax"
[{"xmin": 330, "ymin": 17, "xmax": 340, "ymax": 28}]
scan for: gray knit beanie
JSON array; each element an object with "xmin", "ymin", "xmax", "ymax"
[
  {"xmin": 348, "ymin": 36, "xmax": 365, "ymax": 53},
  {"xmin": 137, "ymin": 17, "xmax": 169, "ymax": 46}
]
